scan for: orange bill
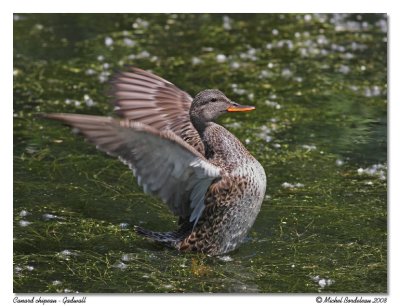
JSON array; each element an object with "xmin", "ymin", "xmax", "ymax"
[{"xmin": 226, "ymin": 105, "xmax": 256, "ymax": 112}]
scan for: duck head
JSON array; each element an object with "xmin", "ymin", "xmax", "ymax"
[{"xmin": 189, "ymin": 89, "xmax": 255, "ymax": 125}]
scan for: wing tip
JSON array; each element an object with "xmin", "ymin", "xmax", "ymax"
[{"xmin": 38, "ymin": 112, "xmax": 73, "ymax": 122}]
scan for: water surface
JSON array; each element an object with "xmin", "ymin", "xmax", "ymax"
[{"xmin": 13, "ymin": 13, "xmax": 387, "ymax": 293}]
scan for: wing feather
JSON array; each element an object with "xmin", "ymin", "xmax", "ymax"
[
  {"xmin": 110, "ymin": 67, "xmax": 205, "ymax": 155},
  {"xmin": 45, "ymin": 113, "xmax": 220, "ymax": 226}
]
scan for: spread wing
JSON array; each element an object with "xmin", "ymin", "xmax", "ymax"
[
  {"xmin": 45, "ymin": 113, "xmax": 221, "ymax": 226},
  {"xmin": 110, "ymin": 67, "xmax": 205, "ymax": 155}
]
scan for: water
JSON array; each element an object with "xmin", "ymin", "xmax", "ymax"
[{"xmin": 13, "ymin": 13, "xmax": 387, "ymax": 293}]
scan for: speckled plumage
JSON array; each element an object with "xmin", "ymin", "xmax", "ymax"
[
  {"xmin": 184, "ymin": 91, "xmax": 266, "ymax": 255},
  {"xmin": 178, "ymin": 124, "xmax": 266, "ymax": 254},
  {"xmin": 44, "ymin": 67, "xmax": 267, "ymax": 256}
]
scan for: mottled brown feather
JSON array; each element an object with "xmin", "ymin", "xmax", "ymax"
[{"xmin": 110, "ymin": 67, "xmax": 205, "ymax": 155}]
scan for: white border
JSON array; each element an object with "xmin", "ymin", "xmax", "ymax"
[
  {"xmin": 3, "ymin": 0, "xmax": 399, "ymax": 305},
  {"xmin": 7, "ymin": 0, "xmax": 396, "ymax": 13}
]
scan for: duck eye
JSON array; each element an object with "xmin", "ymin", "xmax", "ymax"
[{"xmin": 211, "ymin": 98, "xmax": 217, "ymax": 102}]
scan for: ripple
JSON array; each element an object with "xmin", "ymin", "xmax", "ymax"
[
  {"xmin": 57, "ymin": 249, "xmax": 78, "ymax": 260},
  {"xmin": 19, "ymin": 210, "xmax": 30, "ymax": 217},
  {"xmin": 364, "ymin": 85, "xmax": 383, "ymax": 97},
  {"xmin": 311, "ymin": 275, "xmax": 335, "ymax": 288},
  {"xmin": 18, "ymin": 220, "xmax": 32, "ymax": 227},
  {"xmin": 335, "ymin": 159, "xmax": 344, "ymax": 166},
  {"xmin": 216, "ymin": 54, "xmax": 227, "ymax": 63},
  {"xmin": 257, "ymin": 125, "xmax": 273, "ymax": 143},
  {"xmin": 123, "ymin": 38, "xmax": 135, "ymax": 47},
  {"xmin": 132, "ymin": 18, "xmax": 149, "ymax": 29},
  {"xmin": 191, "ymin": 57, "xmax": 202, "ymax": 65},
  {"xmin": 338, "ymin": 65, "xmax": 350, "ymax": 74},
  {"xmin": 83, "ymin": 94, "xmax": 95, "ymax": 107},
  {"xmin": 301, "ymin": 144, "xmax": 317, "ymax": 151},
  {"xmin": 281, "ymin": 68, "xmax": 292, "ymax": 78},
  {"xmin": 26, "ymin": 265, "xmax": 35, "ymax": 271},
  {"xmin": 230, "ymin": 61, "xmax": 240, "ymax": 69},
  {"xmin": 218, "ymin": 255, "xmax": 234, "ymax": 262},
  {"xmin": 265, "ymin": 100, "xmax": 281, "ymax": 109},
  {"xmin": 282, "ymin": 182, "xmax": 304, "ymax": 189},
  {"xmin": 85, "ymin": 68, "xmax": 96, "ymax": 76},
  {"xmin": 112, "ymin": 261, "xmax": 128, "ymax": 270},
  {"xmin": 42, "ymin": 213, "xmax": 56, "ymax": 221},
  {"xmin": 223, "ymin": 15, "xmax": 232, "ymax": 30},
  {"xmin": 357, "ymin": 164, "xmax": 386, "ymax": 180},
  {"xmin": 121, "ymin": 253, "xmax": 137, "ymax": 262},
  {"xmin": 225, "ymin": 122, "xmax": 242, "ymax": 129},
  {"xmin": 119, "ymin": 222, "xmax": 129, "ymax": 229},
  {"xmin": 104, "ymin": 37, "xmax": 113, "ymax": 47}
]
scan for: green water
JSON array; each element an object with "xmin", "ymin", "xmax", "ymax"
[{"xmin": 13, "ymin": 13, "xmax": 387, "ymax": 293}]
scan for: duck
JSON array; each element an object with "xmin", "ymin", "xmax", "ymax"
[{"xmin": 44, "ymin": 67, "xmax": 267, "ymax": 255}]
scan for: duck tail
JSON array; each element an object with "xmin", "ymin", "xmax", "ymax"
[
  {"xmin": 134, "ymin": 226, "xmax": 181, "ymax": 247},
  {"xmin": 134, "ymin": 222, "xmax": 192, "ymax": 248}
]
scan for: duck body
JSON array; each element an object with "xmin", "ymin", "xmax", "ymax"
[
  {"xmin": 45, "ymin": 67, "xmax": 267, "ymax": 255},
  {"xmin": 176, "ymin": 123, "xmax": 266, "ymax": 255}
]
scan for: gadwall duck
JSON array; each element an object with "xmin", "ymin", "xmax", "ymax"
[{"xmin": 45, "ymin": 67, "xmax": 266, "ymax": 255}]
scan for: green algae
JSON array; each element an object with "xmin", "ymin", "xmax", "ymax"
[{"xmin": 13, "ymin": 13, "xmax": 387, "ymax": 293}]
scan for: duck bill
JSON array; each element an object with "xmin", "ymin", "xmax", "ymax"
[{"xmin": 226, "ymin": 104, "xmax": 256, "ymax": 112}]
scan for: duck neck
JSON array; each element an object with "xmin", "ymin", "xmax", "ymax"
[
  {"xmin": 190, "ymin": 113, "xmax": 211, "ymax": 137},
  {"xmin": 191, "ymin": 114, "xmax": 225, "ymax": 161}
]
